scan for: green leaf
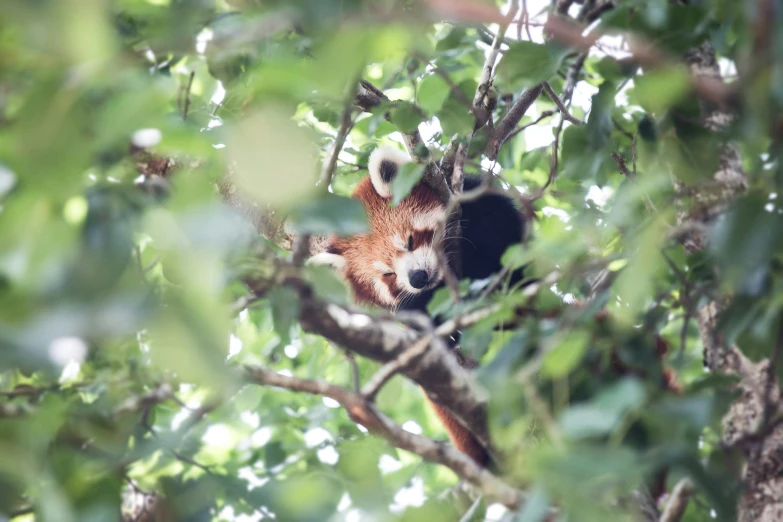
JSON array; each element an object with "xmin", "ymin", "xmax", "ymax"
[
  {"xmin": 586, "ymin": 81, "xmax": 615, "ymax": 149},
  {"xmin": 559, "ymin": 379, "xmax": 646, "ymax": 438},
  {"xmin": 516, "ymin": 486, "xmax": 550, "ymax": 522},
  {"xmin": 306, "ymin": 265, "xmax": 351, "ymax": 306},
  {"xmin": 270, "ymin": 286, "xmax": 300, "ymax": 345},
  {"xmin": 390, "ymin": 102, "xmax": 425, "ymax": 134},
  {"xmin": 541, "ymin": 329, "xmax": 589, "ymax": 378},
  {"xmin": 288, "ymin": 193, "xmax": 369, "ymax": 235},
  {"xmin": 495, "ymin": 42, "xmax": 568, "ymax": 92},
  {"xmin": 435, "ymin": 27, "xmax": 469, "ymax": 51},
  {"xmin": 418, "ymin": 74, "xmax": 450, "ymax": 114},
  {"xmin": 437, "ymin": 94, "xmax": 474, "ymax": 137},
  {"xmin": 631, "ymin": 67, "xmax": 690, "ymax": 113},
  {"xmin": 390, "ymin": 163, "xmax": 425, "ymax": 206},
  {"xmin": 312, "ymin": 106, "xmax": 340, "ymax": 126},
  {"xmin": 229, "ymin": 105, "xmax": 319, "ymax": 207}
]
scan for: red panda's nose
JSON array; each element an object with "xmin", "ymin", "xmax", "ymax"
[{"xmin": 409, "ymin": 270, "xmax": 429, "ymax": 289}]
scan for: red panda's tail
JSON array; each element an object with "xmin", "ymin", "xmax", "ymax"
[{"xmin": 425, "ymin": 395, "xmax": 491, "ymax": 467}]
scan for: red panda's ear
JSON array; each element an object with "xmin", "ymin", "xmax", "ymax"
[
  {"xmin": 307, "ymin": 252, "xmax": 347, "ymax": 273},
  {"xmin": 368, "ymin": 146, "xmax": 410, "ymax": 199}
]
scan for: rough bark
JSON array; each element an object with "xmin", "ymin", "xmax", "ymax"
[
  {"xmin": 295, "ymin": 295, "xmax": 493, "ymax": 453},
  {"xmin": 677, "ymin": 42, "xmax": 783, "ymax": 522}
]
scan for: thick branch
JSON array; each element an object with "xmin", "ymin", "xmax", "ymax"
[
  {"xmin": 489, "ymin": 83, "xmax": 544, "ymax": 160},
  {"xmin": 295, "ymin": 293, "xmax": 492, "ymax": 451}
]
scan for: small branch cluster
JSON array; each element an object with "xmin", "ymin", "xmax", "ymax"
[{"xmin": 244, "ymin": 364, "xmax": 526, "ymax": 509}]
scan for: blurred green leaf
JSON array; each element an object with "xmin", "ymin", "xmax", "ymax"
[
  {"xmin": 390, "ymin": 163, "xmax": 425, "ymax": 206},
  {"xmin": 288, "ymin": 193, "xmax": 369, "ymax": 235},
  {"xmin": 541, "ymin": 329, "xmax": 589, "ymax": 378},
  {"xmin": 495, "ymin": 42, "xmax": 568, "ymax": 92}
]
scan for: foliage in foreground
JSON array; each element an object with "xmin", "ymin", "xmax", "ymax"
[{"xmin": 1, "ymin": 1, "xmax": 782, "ymax": 521}]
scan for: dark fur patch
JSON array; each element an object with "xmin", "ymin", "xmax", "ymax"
[
  {"xmin": 327, "ymin": 244, "xmax": 343, "ymax": 255},
  {"xmin": 384, "ymin": 274, "xmax": 401, "ymax": 299},
  {"xmin": 379, "ymin": 160, "xmax": 398, "ymax": 183},
  {"xmin": 412, "ymin": 229, "xmax": 435, "ymax": 250},
  {"xmin": 458, "ymin": 175, "xmax": 526, "ymax": 284}
]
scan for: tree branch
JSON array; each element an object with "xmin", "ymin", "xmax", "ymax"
[
  {"xmin": 542, "ymin": 81, "xmax": 582, "ymax": 124},
  {"xmin": 659, "ymin": 479, "xmax": 694, "ymax": 522},
  {"xmin": 362, "ymin": 334, "xmax": 434, "ymax": 401},
  {"xmin": 472, "ymin": 0, "xmax": 519, "ymax": 127},
  {"xmin": 543, "ymin": 16, "xmax": 736, "ymax": 107},
  {"xmin": 292, "ymin": 290, "xmax": 493, "ymax": 452},
  {"xmin": 244, "ymin": 365, "xmax": 525, "ymax": 509},
  {"xmin": 489, "ymin": 83, "xmax": 544, "ymax": 160}
]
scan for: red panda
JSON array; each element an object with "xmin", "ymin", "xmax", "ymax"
[
  {"xmin": 309, "ymin": 147, "xmax": 681, "ymax": 492},
  {"xmin": 309, "ymin": 146, "xmax": 448, "ymax": 311},
  {"xmin": 309, "ymin": 146, "xmax": 527, "ymax": 467},
  {"xmin": 310, "ymin": 146, "xmax": 527, "ymax": 312}
]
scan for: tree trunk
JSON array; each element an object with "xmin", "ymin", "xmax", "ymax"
[{"xmin": 679, "ymin": 42, "xmax": 783, "ymax": 522}]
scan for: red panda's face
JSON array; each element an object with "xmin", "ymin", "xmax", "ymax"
[{"xmin": 308, "ymin": 147, "xmax": 446, "ymax": 310}]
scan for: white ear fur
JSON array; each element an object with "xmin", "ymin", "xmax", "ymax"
[
  {"xmin": 368, "ymin": 146, "xmax": 411, "ymax": 199},
  {"xmin": 307, "ymin": 252, "xmax": 347, "ymax": 272}
]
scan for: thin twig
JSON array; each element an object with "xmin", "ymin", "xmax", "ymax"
[
  {"xmin": 548, "ymin": 116, "xmax": 564, "ymax": 190},
  {"xmin": 472, "ymin": 0, "xmax": 519, "ymax": 118},
  {"xmin": 542, "ymin": 81, "xmax": 583, "ymax": 124},
  {"xmin": 519, "ymin": 0, "xmax": 533, "ymax": 40},
  {"xmin": 318, "ymin": 97, "xmax": 355, "ymax": 189},
  {"xmin": 244, "ymin": 364, "xmax": 526, "ymax": 509},
  {"xmin": 613, "ymin": 118, "xmax": 635, "ymax": 140},
  {"xmin": 544, "ymin": 16, "xmax": 735, "ymax": 106},
  {"xmin": 362, "ymin": 334, "xmax": 434, "ymax": 401},
  {"xmin": 611, "ymin": 151, "xmax": 657, "ymax": 214},
  {"xmin": 440, "ymin": 135, "xmax": 461, "ymax": 182},
  {"xmin": 504, "ymin": 110, "xmax": 555, "ymax": 142},
  {"xmin": 293, "ymin": 87, "xmax": 356, "ymax": 267},
  {"xmin": 520, "ymin": 379, "xmax": 563, "ymax": 449},
  {"xmin": 416, "ymin": 54, "xmax": 472, "ymax": 108},
  {"xmin": 432, "ymin": 304, "xmax": 504, "ymax": 337},
  {"xmin": 451, "ymin": 143, "xmax": 467, "ymax": 196},
  {"xmin": 183, "ymin": 71, "xmax": 195, "ymax": 120},
  {"xmin": 291, "ymin": 234, "xmax": 312, "ymax": 266}
]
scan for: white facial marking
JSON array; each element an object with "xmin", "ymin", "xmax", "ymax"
[
  {"xmin": 372, "ymin": 277, "xmax": 396, "ymax": 306},
  {"xmin": 411, "ymin": 207, "xmax": 445, "ymax": 230},
  {"xmin": 393, "ymin": 246, "xmax": 442, "ymax": 294},
  {"xmin": 373, "ymin": 261, "xmax": 394, "ymax": 273},
  {"xmin": 392, "ymin": 234, "xmax": 407, "ymax": 252}
]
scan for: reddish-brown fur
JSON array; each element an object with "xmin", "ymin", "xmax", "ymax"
[
  {"xmin": 328, "ymin": 177, "xmax": 443, "ymax": 307},
  {"xmin": 323, "ymin": 175, "xmax": 491, "ymax": 466},
  {"xmin": 327, "ymin": 173, "xmax": 681, "ymax": 487},
  {"xmin": 427, "ymin": 399, "xmax": 490, "ymax": 466}
]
